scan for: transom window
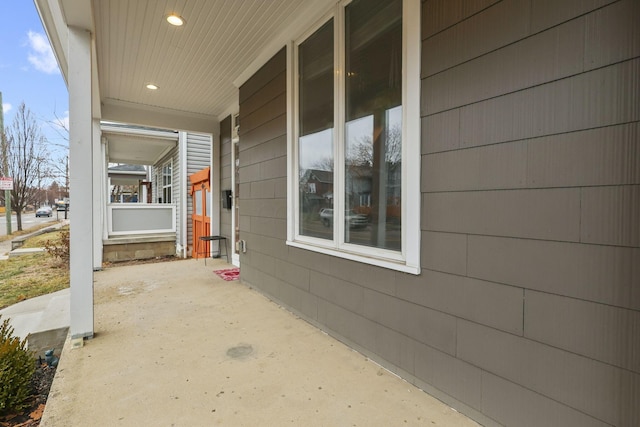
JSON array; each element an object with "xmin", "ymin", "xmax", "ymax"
[{"xmin": 288, "ymin": 0, "xmax": 421, "ymax": 274}]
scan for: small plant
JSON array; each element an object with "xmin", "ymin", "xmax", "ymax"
[
  {"xmin": 44, "ymin": 228, "xmax": 70, "ymax": 264},
  {"xmin": 0, "ymin": 315, "xmax": 35, "ymax": 414}
]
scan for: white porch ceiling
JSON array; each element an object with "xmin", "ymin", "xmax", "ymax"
[
  {"xmin": 94, "ymin": 0, "xmax": 302, "ymax": 122},
  {"xmin": 45, "ymin": 0, "xmax": 333, "ymax": 132},
  {"xmin": 106, "ymin": 133, "xmax": 176, "ymax": 165}
]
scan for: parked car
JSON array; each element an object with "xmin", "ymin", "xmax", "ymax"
[
  {"xmin": 36, "ymin": 206, "xmax": 53, "ymax": 217},
  {"xmin": 55, "ymin": 201, "xmax": 69, "ymax": 211},
  {"xmin": 319, "ymin": 208, "xmax": 368, "ymax": 228}
]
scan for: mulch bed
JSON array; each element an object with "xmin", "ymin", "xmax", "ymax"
[{"xmin": 0, "ymin": 361, "xmax": 57, "ymax": 427}]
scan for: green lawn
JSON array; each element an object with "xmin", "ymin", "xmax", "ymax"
[{"xmin": 0, "ymin": 228, "xmax": 70, "ymax": 310}]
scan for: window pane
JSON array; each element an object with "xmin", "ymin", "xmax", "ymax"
[
  {"xmin": 195, "ymin": 189, "xmax": 202, "ymax": 215},
  {"xmin": 299, "ymin": 130, "xmax": 334, "ymax": 239},
  {"xmin": 298, "ymin": 20, "xmax": 334, "ymax": 240},
  {"xmin": 299, "ymin": 20, "xmax": 334, "ymax": 137},
  {"xmin": 345, "ymin": 0, "xmax": 402, "ymax": 251}
]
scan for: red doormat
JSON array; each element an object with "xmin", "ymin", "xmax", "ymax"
[{"xmin": 214, "ymin": 268, "xmax": 239, "ymax": 281}]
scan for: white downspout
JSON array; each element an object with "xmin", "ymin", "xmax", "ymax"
[{"xmin": 180, "ymin": 131, "xmax": 188, "ymax": 258}]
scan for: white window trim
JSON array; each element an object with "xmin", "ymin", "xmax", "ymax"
[
  {"xmin": 162, "ymin": 160, "xmax": 173, "ymax": 204},
  {"xmin": 286, "ymin": 0, "xmax": 420, "ymax": 275}
]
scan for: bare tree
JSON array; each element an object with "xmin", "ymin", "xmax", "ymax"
[
  {"xmin": 46, "ymin": 110, "xmax": 70, "ymax": 196},
  {"xmin": 3, "ymin": 103, "xmax": 52, "ymax": 230},
  {"xmin": 346, "ymin": 123, "xmax": 402, "ymax": 167},
  {"xmin": 310, "ymin": 156, "xmax": 334, "ymax": 173}
]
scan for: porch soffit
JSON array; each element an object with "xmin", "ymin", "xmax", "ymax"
[
  {"xmin": 108, "ymin": 164, "xmax": 147, "ymax": 185},
  {"xmin": 105, "ymin": 132, "xmax": 177, "ymax": 166},
  {"xmin": 89, "ymin": 0, "xmax": 326, "ymax": 131}
]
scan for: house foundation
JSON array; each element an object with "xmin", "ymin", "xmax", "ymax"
[{"xmin": 102, "ymin": 234, "xmax": 176, "ymax": 262}]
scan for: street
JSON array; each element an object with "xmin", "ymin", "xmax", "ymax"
[
  {"xmin": 0, "ymin": 211, "xmax": 59, "ymax": 236},
  {"xmin": 300, "ymin": 217, "xmax": 401, "ymax": 250}
]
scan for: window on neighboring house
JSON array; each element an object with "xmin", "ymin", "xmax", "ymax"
[
  {"xmin": 288, "ymin": 0, "xmax": 421, "ymax": 274},
  {"xmin": 161, "ymin": 161, "xmax": 172, "ymax": 204}
]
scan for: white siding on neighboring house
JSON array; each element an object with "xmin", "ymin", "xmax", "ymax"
[
  {"xmin": 186, "ymin": 132, "xmax": 212, "ymax": 250},
  {"xmin": 152, "ymin": 146, "xmax": 180, "ymax": 252},
  {"xmin": 150, "ymin": 132, "xmax": 212, "ymax": 257},
  {"xmin": 153, "ymin": 149, "xmax": 179, "ymax": 207}
]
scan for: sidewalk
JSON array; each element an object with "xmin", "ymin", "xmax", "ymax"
[
  {"xmin": 0, "ymin": 236, "xmax": 11, "ymax": 260},
  {"xmin": 41, "ymin": 258, "xmax": 479, "ymax": 426},
  {"xmin": 0, "ymin": 289, "xmax": 70, "ymax": 357},
  {"xmin": 0, "ymin": 219, "xmax": 68, "ymax": 260}
]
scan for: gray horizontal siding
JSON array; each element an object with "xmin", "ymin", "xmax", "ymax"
[
  {"xmin": 186, "ymin": 132, "xmax": 211, "ymax": 247},
  {"xmin": 420, "ymin": 0, "xmax": 640, "ymax": 425}
]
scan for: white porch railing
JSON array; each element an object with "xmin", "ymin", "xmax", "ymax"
[{"xmin": 107, "ymin": 203, "xmax": 176, "ymax": 236}]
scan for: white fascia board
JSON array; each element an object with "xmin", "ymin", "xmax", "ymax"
[
  {"xmin": 60, "ymin": 0, "xmax": 93, "ymax": 30},
  {"xmin": 34, "ymin": 0, "xmax": 70, "ymax": 84},
  {"xmin": 35, "ymin": 1, "xmax": 99, "ymax": 115},
  {"xmin": 91, "ymin": 36, "xmax": 101, "ymax": 119},
  {"xmin": 217, "ymin": 101, "xmax": 240, "ymax": 122}
]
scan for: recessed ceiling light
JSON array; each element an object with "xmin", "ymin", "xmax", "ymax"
[
  {"xmin": 146, "ymin": 83, "xmax": 159, "ymax": 90},
  {"xmin": 166, "ymin": 14, "xmax": 185, "ymax": 26}
]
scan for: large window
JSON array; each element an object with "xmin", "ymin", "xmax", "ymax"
[{"xmin": 289, "ymin": 0, "xmax": 420, "ymax": 273}]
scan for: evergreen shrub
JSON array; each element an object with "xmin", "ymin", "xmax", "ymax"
[{"xmin": 0, "ymin": 315, "xmax": 35, "ymax": 414}]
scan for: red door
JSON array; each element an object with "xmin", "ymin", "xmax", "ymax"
[{"xmin": 190, "ymin": 167, "xmax": 211, "ymax": 258}]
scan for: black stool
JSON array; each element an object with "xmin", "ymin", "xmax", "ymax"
[{"xmin": 198, "ymin": 236, "xmax": 228, "ymax": 264}]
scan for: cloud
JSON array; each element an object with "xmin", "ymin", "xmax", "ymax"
[
  {"xmin": 27, "ymin": 31, "xmax": 59, "ymax": 74},
  {"xmin": 2, "ymin": 103, "xmax": 11, "ymax": 114}
]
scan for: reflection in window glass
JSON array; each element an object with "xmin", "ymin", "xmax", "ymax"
[
  {"xmin": 345, "ymin": 0, "xmax": 402, "ymax": 250},
  {"xmin": 298, "ymin": 20, "xmax": 334, "ymax": 240}
]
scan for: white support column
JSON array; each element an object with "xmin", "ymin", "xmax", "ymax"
[
  {"xmin": 102, "ymin": 139, "xmax": 109, "ymax": 241},
  {"xmin": 68, "ymin": 27, "xmax": 94, "ymax": 340},
  {"xmin": 92, "ymin": 119, "xmax": 103, "ymax": 270}
]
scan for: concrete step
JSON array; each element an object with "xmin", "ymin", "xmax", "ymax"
[
  {"xmin": 8, "ymin": 247, "xmax": 46, "ymax": 257},
  {"xmin": 0, "ymin": 289, "xmax": 70, "ymax": 358}
]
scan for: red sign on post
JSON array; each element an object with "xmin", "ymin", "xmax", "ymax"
[{"xmin": 0, "ymin": 177, "xmax": 13, "ymax": 191}]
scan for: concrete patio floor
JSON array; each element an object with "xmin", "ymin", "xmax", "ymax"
[{"xmin": 41, "ymin": 258, "xmax": 479, "ymax": 426}]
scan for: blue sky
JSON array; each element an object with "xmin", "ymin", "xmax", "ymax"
[{"xmin": 0, "ymin": 1, "xmax": 69, "ymax": 156}]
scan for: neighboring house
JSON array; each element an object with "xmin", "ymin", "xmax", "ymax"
[
  {"xmin": 107, "ymin": 164, "xmax": 147, "ymax": 203},
  {"xmin": 300, "ymin": 168, "xmax": 334, "ymax": 214},
  {"xmin": 37, "ymin": 1, "xmax": 639, "ymax": 426}
]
